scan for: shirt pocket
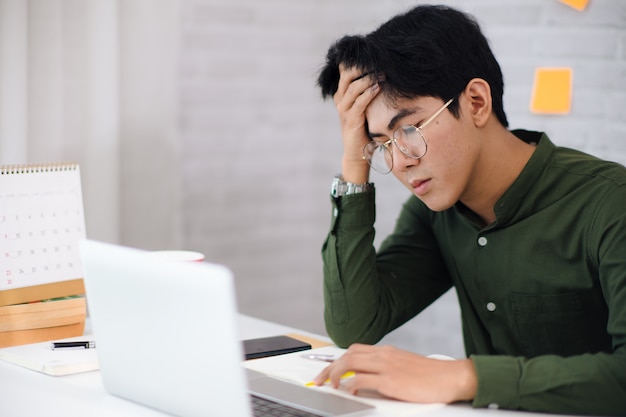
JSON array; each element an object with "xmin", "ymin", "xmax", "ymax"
[{"xmin": 511, "ymin": 292, "xmax": 591, "ymax": 358}]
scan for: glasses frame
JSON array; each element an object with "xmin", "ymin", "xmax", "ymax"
[{"xmin": 364, "ymin": 97, "xmax": 455, "ymax": 174}]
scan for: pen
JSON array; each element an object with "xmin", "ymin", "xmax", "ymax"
[
  {"xmin": 305, "ymin": 371, "xmax": 355, "ymax": 387},
  {"xmin": 51, "ymin": 341, "xmax": 96, "ymax": 350},
  {"xmin": 301, "ymin": 353, "xmax": 355, "ymax": 386},
  {"xmin": 301, "ymin": 353, "xmax": 336, "ymax": 363}
]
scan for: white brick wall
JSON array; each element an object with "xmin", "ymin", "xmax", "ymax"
[{"xmin": 179, "ymin": 0, "xmax": 626, "ymax": 357}]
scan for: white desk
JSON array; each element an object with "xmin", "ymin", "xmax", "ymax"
[{"xmin": 0, "ymin": 315, "xmax": 573, "ymax": 417}]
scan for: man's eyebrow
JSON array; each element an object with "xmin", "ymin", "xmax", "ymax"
[
  {"xmin": 367, "ymin": 107, "xmax": 422, "ymax": 139},
  {"xmin": 387, "ymin": 108, "xmax": 418, "ymax": 131}
]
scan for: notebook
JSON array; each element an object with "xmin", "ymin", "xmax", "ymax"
[{"xmin": 79, "ymin": 239, "xmax": 374, "ymax": 417}]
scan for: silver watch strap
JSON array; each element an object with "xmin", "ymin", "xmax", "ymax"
[{"xmin": 331, "ymin": 175, "xmax": 373, "ymax": 198}]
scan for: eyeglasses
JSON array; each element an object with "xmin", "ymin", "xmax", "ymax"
[{"xmin": 363, "ymin": 97, "xmax": 454, "ymax": 174}]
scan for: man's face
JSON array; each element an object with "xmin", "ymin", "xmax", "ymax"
[{"xmin": 365, "ymin": 93, "xmax": 481, "ymax": 212}]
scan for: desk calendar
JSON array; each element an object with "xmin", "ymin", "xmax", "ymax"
[{"xmin": 0, "ymin": 163, "xmax": 86, "ymax": 291}]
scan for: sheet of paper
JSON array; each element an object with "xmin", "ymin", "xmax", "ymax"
[
  {"xmin": 530, "ymin": 67, "xmax": 573, "ymax": 114},
  {"xmin": 243, "ymin": 346, "xmax": 445, "ymax": 416},
  {"xmin": 0, "ymin": 335, "xmax": 98, "ymax": 376}
]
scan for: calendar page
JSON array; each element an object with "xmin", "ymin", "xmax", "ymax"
[{"xmin": 0, "ymin": 163, "xmax": 86, "ymax": 290}]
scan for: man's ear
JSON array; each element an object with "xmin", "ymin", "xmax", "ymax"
[{"xmin": 463, "ymin": 78, "xmax": 492, "ymax": 127}]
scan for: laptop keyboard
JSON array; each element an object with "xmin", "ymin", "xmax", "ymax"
[{"xmin": 251, "ymin": 394, "xmax": 324, "ymax": 417}]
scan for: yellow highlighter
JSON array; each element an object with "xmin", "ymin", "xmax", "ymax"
[{"xmin": 305, "ymin": 371, "xmax": 356, "ymax": 387}]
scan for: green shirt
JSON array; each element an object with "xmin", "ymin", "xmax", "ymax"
[{"xmin": 322, "ymin": 131, "xmax": 626, "ymax": 416}]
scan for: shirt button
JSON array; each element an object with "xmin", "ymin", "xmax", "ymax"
[
  {"xmin": 478, "ymin": 236, "xmax": 488, "ymax": 246},
  {"xmin": 333, "ymin": 208, "xmax": 338, "ymax": 217},
  {"xmin": 488, "ymin": 403, "xmax": 499, "ymax": 409},
  {"xmin": 486, "ymin": 302, "xmax": 496, "ymax": 312}
]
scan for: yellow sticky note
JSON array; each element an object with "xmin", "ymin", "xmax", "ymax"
[
  {"xmin": 558, "ymin": 0, "xmax": 590, "ymax": 12},
  {"xmin": 530, "ymin": 67, "xmax": 573, "ymax": 115}
]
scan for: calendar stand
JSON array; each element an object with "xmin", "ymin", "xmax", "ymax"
[
  {"xmin": 1, "ymin": 162, "xmax": 88, "ymax": 348},
  {"xmin": 0, "ymin": 280, "xmax": 87, "ymax": 348}
]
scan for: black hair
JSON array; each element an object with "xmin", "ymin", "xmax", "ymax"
[{"xmin": 317, "ymin": 4, "xmax": 508, "ymax": 127}]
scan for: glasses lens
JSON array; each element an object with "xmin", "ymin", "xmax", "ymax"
[
  {"xmin": 364, "ymin": 141, "xmax": 393, "ymax": 174},
  {"xmin": 393, "ymin": 126, "xmax": 427, "ymax": 159}
]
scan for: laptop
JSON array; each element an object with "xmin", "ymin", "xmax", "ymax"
[{"xmin": 79, "ymin": 239, "xmax": 374, "ymax": 417}]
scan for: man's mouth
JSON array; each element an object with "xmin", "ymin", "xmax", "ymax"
[{"xmin": 410, "ymin": 178, "xmax": 431, "ymax": 196}]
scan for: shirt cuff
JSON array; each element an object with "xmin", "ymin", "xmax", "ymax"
[
  {"xmin": 330, "ymin": 188, "xmax": 375, "ymax": 232},
  {"xmin": 471, "ymin": 355, "xmax": 522, "ymax": 410}
]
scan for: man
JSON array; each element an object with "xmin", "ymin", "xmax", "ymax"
[{"xmin": 312, "ymin": 4, "xmax": 626, "ymax": 416}]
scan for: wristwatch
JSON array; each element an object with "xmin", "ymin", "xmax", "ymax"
[{"xmin": 330, "ymin": 174, "xmax": 374, "ymax": 198}]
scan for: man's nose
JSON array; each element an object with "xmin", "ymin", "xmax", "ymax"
[{"xmin": 392, "ymin": 145, "xmax": 419, "ymax": 172}]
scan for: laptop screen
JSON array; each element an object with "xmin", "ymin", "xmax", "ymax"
[{"xmin": 80, "ymin": 239, "xmax": 252, "ymax": 417}]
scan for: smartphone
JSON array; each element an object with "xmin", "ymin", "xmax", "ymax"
[{"xmin": 243, "ymin": 335, "xmax": 311, "ymax": 360}]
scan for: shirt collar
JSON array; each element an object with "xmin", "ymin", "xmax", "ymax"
[{"xmin": 492, "ymin": 130, "xmax": 554, "ymax": 226}]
